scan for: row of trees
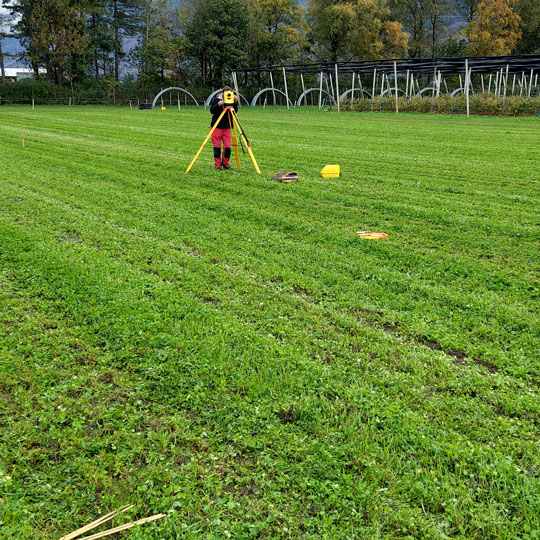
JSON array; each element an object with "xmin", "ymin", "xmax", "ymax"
[{"xmin": 0, "ymin": 0, "xmax": 539, "ymax": 87}]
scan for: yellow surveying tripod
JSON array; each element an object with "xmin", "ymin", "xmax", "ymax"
[{"xmin": 185, "ymin": 96, "xmax": 261, "ymax": 174}]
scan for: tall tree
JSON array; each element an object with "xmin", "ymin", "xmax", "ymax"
[
  {"xmin": 3, "ymin": 0, "xmax": 88, "ymax": 83},
  {"xmin": 183, "ymin": 0, "xmax": 248, "ymax": 84},
  {"xmin": 107, "ymin": 0, "xmax": 139, "ymax": 80},
  {"xmin": 456, "ymin": 0, "xmax": 480, "ymax": 22},
  {"xmin": 514, "ymin": 0, "xmax": 540, "ymax": 53},
  {"xmin": 425, "ymin": 0, "xmax": 451, "ymax": 57},
  {"xmin": 87, "ymin": 0, "xmax": 113, "ymax": 80},
  {"xmin": 307, "ymin": 0, "xmax": 408, "ymax": 60},
  {"xmin": 246, "ymin": 0, "xmax": 306, "ymax": 69},
  {"xmin": 0, "ymin": 12, "xmax": 7, "ymax": 82},
  {"xmin": 463, "ymin": 0, "xmax": 521, "ymax": 55},
  {"xmin": 134, "ymin": 0, "xmax": 185, "ymax": 83}
]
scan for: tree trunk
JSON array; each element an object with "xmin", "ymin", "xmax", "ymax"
[
  {"xmin": 91, "ymin": 13, "xmax": 99, "ymax": 80},
  {"xmin": 0, "ymin": 39, "xmax": 5, "ymax": 83},
  {"xmin": 113, "ymin": 0, "xmax": 120, "ymax": 81}
]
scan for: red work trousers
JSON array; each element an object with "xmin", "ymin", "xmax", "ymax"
[{"xmin": 211, "ymin": 128, "xmax": 231, "ymax": 167}]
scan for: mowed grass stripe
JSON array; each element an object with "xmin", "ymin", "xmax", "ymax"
[
  {"xmin": 1, "ymin": 127, "xmax": 538, "ymax": 371},
  {"xmin": 2, "ymin": 202, "xmax": 536, "ymax": 540},
  {"xmin": 1, "ymin": 107, "xmax": 540, "ymax": 539}
]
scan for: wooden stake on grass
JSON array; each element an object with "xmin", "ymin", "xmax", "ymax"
[
  {"xmin": 77, "ymin": 514, "xmax": 167, "ymax": 540},
  {"xmin": 58, "ymin": 505, "xmax": 134, "ymax": 540}
]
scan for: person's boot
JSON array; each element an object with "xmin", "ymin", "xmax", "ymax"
[
  {"xmin": 222, "ymin": 148, "xmax": 231, "ymax": 170},
  {"xmin": 214, "ymin": 148, "xmax": 222, "ymax": 169}
]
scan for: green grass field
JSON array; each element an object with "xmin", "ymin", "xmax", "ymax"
[{"xmin": 1, "ymin": 105, "xmax": 539, "ymax": 539}]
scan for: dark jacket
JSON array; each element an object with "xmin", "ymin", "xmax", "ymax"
[{"xmin": 210, "ymin": 94, "xmax": 238, "ymax": 129}]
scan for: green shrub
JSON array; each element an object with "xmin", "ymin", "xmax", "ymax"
[{"xmin": 338, "ymin": 94, "xmax": 540, "ymax": 116}]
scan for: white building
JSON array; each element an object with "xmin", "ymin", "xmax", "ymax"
[{"xmin": 3, "ymin": 67, "xmax": 47, "ymax": 81}]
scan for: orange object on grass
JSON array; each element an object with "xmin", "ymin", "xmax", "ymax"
[{"xmin": 356, "ymin": 231, "xmax": 389, "ymax": 239}]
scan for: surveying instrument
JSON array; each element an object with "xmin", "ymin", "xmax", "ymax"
[{"xmin": 185, "ymin": 90, "xmax": 261, "ymax": 174}]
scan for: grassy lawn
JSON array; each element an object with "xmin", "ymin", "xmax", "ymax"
[{"xmin": 0, "ymin": 105, "xmax": 539, "ymax": 539}]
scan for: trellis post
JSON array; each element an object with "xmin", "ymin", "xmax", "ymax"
[
  {"xmin": 465, "ymin": 59, "xmax": 470, "ymax": 117},
  {"xmin": 394, "ymin": 61, "xmax": 399, "ymax": 112},
  {"xmin": 405, "ymin": 69, "xmax": 409, "ymax": 98},
  {"xmin": 371, "ymin": 68, "xmax": 376, "ymax": 110},
  {"xmin": 502, "ymin": 64, "xmax": 509, "ymax": 110},
  {"xmin": 269, "ymin": 71, "xmax": 277, "ymax": 108},
  {"xmin": 350, "ymin": 72, "xmax": 355, "ymax": 110},
  {"xmin": 335, "ymin": 63, "xmax": 340, "ymax": 112},
  {"xmin": 282, "ymin": 67, "xmax": 290, "ymax": 110},
  {"xmin": 300, "ymin": 72, "xmax": 307, "ymax": 108},
  {"xmin": 232, "ymin": 71, "xmax": 241, "ymax": 109},
  {"xmin": 318, "ymin": 71, "xmax": 323, "ymax": 110},
  {"xmin": 357, "ymin": 73, "xmax": 363, "ymax": 99}
]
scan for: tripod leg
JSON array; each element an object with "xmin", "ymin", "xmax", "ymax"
[
  {"xmin": 186, "ymin": 108, "xmax": 228, "ymax": 173},
  {"xmin": 232, "ymin": 110, "xmax": 261, "ymax": 174},
  {"xmin": 229, "ymin": 110, "xmax": 240, "ymax": 167}
]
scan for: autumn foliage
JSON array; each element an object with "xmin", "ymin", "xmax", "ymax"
[{"xmin": 463, "ymin": 0, "xmax": 522, "ymax": 55}]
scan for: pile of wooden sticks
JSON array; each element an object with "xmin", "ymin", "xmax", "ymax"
[{"xmin": 58, "ymin": 504, "xmax": 166, "ymax": 540}]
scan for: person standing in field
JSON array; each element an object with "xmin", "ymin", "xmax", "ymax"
[{"xmin": 210, "ymin": 86, "xmax": 239, "ymax": 170}]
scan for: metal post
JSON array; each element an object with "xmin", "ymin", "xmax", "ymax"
[
  {"xmin": 465, "ymin": 59, "xmax": 470, "ymax": 117},
  {"xmin": 232, "ymin": 71, "xmax": 241, "ymax": 109},
  {"xmin": 372, "ymin": 68, "xmax": 376, "ymax": 110},
  {"xmin": 335, "ymin": 63, "xmax": 340, "ymax": 112},
  {"xmin": 350, "ymin": 72, "xmax": 355, "ymax": 110},
  {"xmin": 318, "ymin": 71, "xmax": 323, "ymax": 110},
  {"xmin": 405, "ymin": 69, "xmax": 409, "ymax": 98},
  {"xmin": 503, "ymin": 64, "xmax": 509, "ymax": 110},
  {"xmin": 269, "ymin": 71, "xmax": 277, "ymax": 108},
  {"xmin": 283, "ymin": 67, "xmax": 290, "ymax": 110},
  {"xmin": 394, "ymin": 61, "xmax": 399, "ymax": 113},
  {"xmin": 300, "ymin": 73, "xmax": 307, "ymax": 108}
]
